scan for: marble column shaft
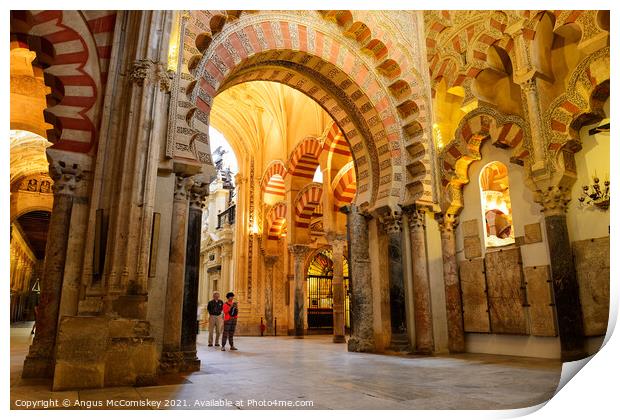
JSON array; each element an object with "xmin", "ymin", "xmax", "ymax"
[
  {"xmin": 344, "ymin": 205, "xmax": 375, "ymax": 352},
  {"xmin": 544, "ymin": 211, "xmax": 586, "ymax": 361},
  {"xmin": 264, "ymin": 255, "xmax": 278, "ymax": 334},
  {"xmin": 440, "ymin": 214, "xmax": 465, "ymax": 353},
  {"xmin": 380, "ymin": 211, "xmax": 409, "ymax": 349},
  {"xmin": 407, "ymin": 208, "xmax": 435, "ymax": 354},
  {"xmin": 162, "ymin": 175, "xmax": 192, "ymax": 368},
  {"xmin": 22, "ymin": 162, "xmax": 82, "ymax": 378},
  {"xmin": 180, "ymin": 182, "xmax": 207, "ymax": 371},
  {"xmin": 330, "ymin": 236, "xmax": 346, "ymax": 343},
  {"xmin": 289, "ymin": 244, "xmax": 309, "ymax": 337}
]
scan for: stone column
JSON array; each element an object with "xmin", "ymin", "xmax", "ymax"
[
  {"xmin": 180, "ymin": 180, "xmax": 207, "ymax": 371},
  {"xmin": 540, "ymin": 187, "xmax": 586, "ymax": 361},
  {"xmin": 328, "ymin": 233, "xmax": 347, "ymax": 343},
  {"xmin": 161, "ymin": 174, "xmax": 193, "ymax": 372},
  {"xmin": 22, "ymin": 161, "xmax": 83, "ymax": 378},
  {"xmin": 379, "ymin": 210, "xmax": 410, "ymax": 351},
  {"xmin": 288, "ymin": 244, "xmax": 309, "ymax": 338},
  {"xmin": 343, "ymin": 205, "xmax": 375, "ymax": 352},
  {"xmin": 264, "ymin": 255, "xmax": 278, "ymax": 335},
  {"xmin": 506, "ymin": 25, "xmax": 548, "ymax": 174},
  {"xmin": 405, "ymin": 206, "xmax": 435, "ymax": 354},
  {"xmin": 439, "ymin": 213, "xmax": 465, "ymax": 353},
  {"xmin": 220, "ymin": 242, "xmax": 233, "ymax": 294}
]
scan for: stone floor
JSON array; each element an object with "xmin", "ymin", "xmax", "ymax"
[{"xmin": 10, "ymin": 322, "xmax": 562, "ymax": 410}]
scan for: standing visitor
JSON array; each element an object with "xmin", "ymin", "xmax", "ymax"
[
  {"xmin": 207, "ymin": 291, "xmax": 224, "ymax": 347},
  {"xmin": 221, "ymin": 292, "xmax": 238, "ymax": 351}
]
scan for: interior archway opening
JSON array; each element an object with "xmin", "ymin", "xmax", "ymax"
[{"xmin": 197, "ymin": 76, "xmax": 359, "ymax": 338}]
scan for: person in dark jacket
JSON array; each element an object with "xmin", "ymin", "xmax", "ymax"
[
  {"xmin": 207, "ymin": 291, "xmax": 224, "ymax": 347},
  {"xmin": 221, "ymin": 292, "xmax": 238, "ymax": 351}
]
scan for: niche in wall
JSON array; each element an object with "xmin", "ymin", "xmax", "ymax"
[{"xmin": 479, "ymin": 161, "xmax": 515, "ymax": 248}]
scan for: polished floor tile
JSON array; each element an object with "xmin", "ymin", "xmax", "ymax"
[{"xmin": 10, "ymin": 323, "xmax": 562, "ymax": 410}]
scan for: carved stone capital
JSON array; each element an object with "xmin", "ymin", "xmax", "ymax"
[
  {"xmin": 264, "ymin": 255, "xmax": 278, "ymax": 267},
  {"xmin": 129, "ymin": 59, "xmax": 152, "ymax": 86},
  {"xmin": 536, "ymin": 185, "xmax": 571, "ymax": 216},
  {"xmin": 129, "ymin": 60, "xmax": 172, "ymax": 91},
  {"xmin": 159, "ymin": 68, "xmax": 174, "ymax": 93},
  {"xmin": 288, "ymin": 244, "xmax": 310, "ymax": 261},
  {"xmin": 403, "ymin": 205, "xmax": 426, "ymax": 231},
  {"xmin": 379, "ymin": 210, "xmax": 402, "ymax": 234},
  {"xmin": 189, "ymin": 181, "xmax": 209, "ymax": 209},
  {"xmin": 438, "ymin": 213, "xmax": 459, "ymax": 233},
  {"xmin": 173, "ymin": 175, "xmax": 194, "ymax": 201},
  {"xmin": 49, "ymin": 161, "xmax": 83, "ymax": 196}
]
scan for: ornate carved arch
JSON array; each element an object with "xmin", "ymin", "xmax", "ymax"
[
  {"xmin": 439, "ymin": 108, "xmax": 529, "ymax": 215},
  {"xmin": 169, "ymin": 10, "xmax": 432, "ymax": 210},
  {"xmin": 546, "ymin": 47, "xmax": 610, "ymax": 154},
  {"xmin": 10, "ymin": 10, "xmax": 116, "ymax": 153}
]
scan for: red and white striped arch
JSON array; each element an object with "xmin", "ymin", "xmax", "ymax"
[
  {"xmin": 438, "ymin": 109, "xmax": 528, "ymax": 215},
  {"xmin": 294, "ymin": 183, "xmax": 323, "ymax": 228},
  {"xmin": 261, "ymin": 160, "xmax": 288, "ymax": 200},
  {"xmin": 177, "ymin": 10, "xmax": 436, "ymax": 207},
  {"xmin": 323, "ymin": 122, "xmax": 351, "ymax": 159},
  {"xmin": 10, "ymin": 10, "xmax": 116, "ymax": 154},
  {"xmin": 331, "ymin": 162, "xmax": 357, "ymax": 210},
  {"xmin": 267, "ymin": 201, "xmax": 288, "ymax": 240},
  {"xmin": 288, "ymin": 137, "xmax": 323, "ymax": 180}
]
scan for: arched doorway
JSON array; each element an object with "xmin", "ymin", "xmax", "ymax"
[
  {"xmin": 306, "ymin": 248, "xmax": 350, "ymax": 332},
  {"xmin": 10, "ymin": 210, "xmax": 51, "ymax": 323}
]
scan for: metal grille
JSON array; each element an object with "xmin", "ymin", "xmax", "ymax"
[
  {"xmin": 307, "ymin": 275, "xmax": 352, "ymax": 330},
  {"xmin": 307, "ymin": 275, "xmax": 332, "ymax": 329}
]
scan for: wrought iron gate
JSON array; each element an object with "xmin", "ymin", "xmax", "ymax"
[{"xmin": 307, "ymin": 275, "xmax": 351, "ymax": 330}]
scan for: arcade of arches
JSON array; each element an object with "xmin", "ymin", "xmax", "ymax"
[{"xmin": 9, "ymin": 9, "xmax": 610, "ymax": 394}]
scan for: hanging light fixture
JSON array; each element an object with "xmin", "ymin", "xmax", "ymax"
[{"xmin": 578, "ymin": 176, "xmax": 610, "ymax": 210}]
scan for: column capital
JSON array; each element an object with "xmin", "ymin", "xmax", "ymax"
[
  {"xmin": 536, "ymin": 185, "xmax": 571, "ymax": 216},
  {"xmin": 264, "ymin": 254, "xmax": 278, "ymax": 267},
  {"xmin": 189, "ymin": 180, "xmax": 209, "ymax": 209},
  {"xmin": 378, "ymin": 210, "xmax": 402, "ymax": 234},
  {"xmin": 288, "ymin": 244, "xmax": 310, "ymax": 258},
  {"xmin": 438, "ymin": 213, "xmax": 459, "ymax": 233},
  {"xmin": 174, "ymin": 174, "xmax": 194, "ymax": 201},
  {"xmin": 50, "ymin": 161, "xmax": 83, "ymax": 196},
  {"xmin": 129, "ymin": 59, "xmax": 171, "ymax": 91},
  {"xmin": 402, "ymin": 205, "xmax": 427, "ymax": 230}
]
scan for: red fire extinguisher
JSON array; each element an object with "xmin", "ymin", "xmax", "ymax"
[{"xmin": 260, "ymin": 317, "xmax": 266, "ymax": 336}]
